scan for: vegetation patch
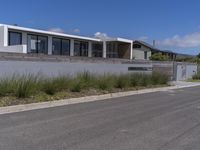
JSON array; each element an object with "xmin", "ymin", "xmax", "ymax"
[
  {"xmin": 191, "ymin": 73, "xmax": 200, "ymax": 81},
  {"xmin": 0, "ymin": 72, "xmax": 170, "ymax": 107}
]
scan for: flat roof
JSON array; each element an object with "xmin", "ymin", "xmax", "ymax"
[
  {"xmin": 0, "ymin": 24, "xmax": 134, "ymax": 43},
  {"xmin": 0, "ymin": 24, "xmax": 101, "ymax": 42},
  {"xmin": 105, "ymin": 38, "xmax": 133, "ymax": 43}
]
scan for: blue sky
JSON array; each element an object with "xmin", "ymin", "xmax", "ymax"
[{"xmin": 1, "ymin": 0, "xmax": 200, "ymax": 55}]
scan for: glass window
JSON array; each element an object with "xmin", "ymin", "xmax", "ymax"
[
  {"xmin": 52, "ymin": 38, "xmax": 70, "ymax": 56},
  {"xmin": 8, "ymin": 32, "xmax": 22, "ymax": 46},
  {"xmin": 74, "ymin": 40, "xmax": 88, "ymax": 57},
  {"xmin": 27, "ymin": 35, "xmax": 37, "ymax": 53},
  {"xmin": 106, "ymin": 42, "xmax": 119, "ymax": 58},
  {"xmin": 27, "ymin": 34, "xmax": 48, "ymax": 54},
  {"xmin": 61, "ymin": 39, "xmax": 70, "ymax": 55},
  {"xmin": 52, "ymin": 38, "xmax": 61, "ymax": 55},
  {"xmin": 92, "ymin": 43, "xmax": 103, "ymax": 57},
  {"xmin": 38, "ymin": 36, "xmax": 48, "ymax": 54}
]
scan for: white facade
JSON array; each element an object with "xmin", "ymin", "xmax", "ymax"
[{"xmin": 0, "ymin": 24, "xmax": 134, "ymax": 60}]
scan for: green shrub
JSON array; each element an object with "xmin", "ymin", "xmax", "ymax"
[
  {"xmin": 153, "ymin": 72, "xmax": 169, "ymax": 85},
  {"xmin": 14, "ymin": 74, "xmax": 39, "ymax": 98},
  {"xmin": 76, "ymin": 71, "xmax": 97, "ymax": 89},
  {"xmin": 0, "ymin": 78, "xmax": 15, "ymax": 96},
  {"xmin": 130, "ymin": 74, "xmax": 142, "ymax": 87},
  {"xmin": 41, "ymin": 75, "xmax": 72, "ymax": 95},
  {"xmin": 150, "ymin": 53, "xmax": 169, "ymax": 61},
  {"xmin": 70, "ymin": 81, "xmax": 82, "ymax": 92},
  {"xmin": 51, "ymin": 75, "xmax": 71, "ymax": 91},
  {"xmin": 114, "ymin": 74, "xmax": 130, "ymax": 89},
  {"xmin": 97, "ymin": 74, "xmax": 115, "ymax": 90},
  {"xmin": 41, "ymin": 79, "xmax": 57, "ymax": 95},
  {"xmin": 192, "ymin": 73, "xmax": 200, "ymax": 80},
  {"xmin": 140, "ymin": 74, "xmax": 151, "ymax": 86},
  {"xmin": 0, "ymin": 72, "xmax": 170, "ymax": 100}
]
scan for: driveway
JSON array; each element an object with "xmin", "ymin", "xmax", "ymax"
[{"xmin": 0, "ymin": 86, "xmax": 200, "ymax": 150}]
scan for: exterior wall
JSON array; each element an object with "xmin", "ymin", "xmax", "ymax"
[
  {"xmin": 0, "ymin": 26, "xmax": 4, "ymax": 47},
  {"xmin": 0, "ymin": 27, "xmax": 27, "ymax": 53},
  {"xmin": 0, "ymin": 45, "xmax": 27, "ymax": 53},
  {"xmin": 153, "ymin": 61, "xmax": 197, "ymax": 81},
  {"xmin": 133, "ymin": 45, "xmax": 151, "ymax": 60},
  {"xmin": 0, "ymin": 52, "xmax": 196, "ymax": 81},
  {"xmin": 0, "ymin": 60, "xmax": 152, "ymax": 78},
  {"xmin": 0, "ymin": 26, "xmax": 8, "ymax": 47},
  {"xmin": 152, "ymin": 61, "xmax": 174, "ymax": 80}
]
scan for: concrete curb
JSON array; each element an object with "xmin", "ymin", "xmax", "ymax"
[{"xmin": 0, "ymin": 83, "xmax": 200, "ymax": 115}]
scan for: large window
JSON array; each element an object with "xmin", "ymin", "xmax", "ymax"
[
  {"xmin": 62, "ymin": 39, "xmax": 70, "ymax": 55},
  {"xmin": 92, "ymin": 43, "xmax": 103, "ymax": 57},
  {"xmin": 52, "ymin": 38, "xmax": 70, "ymax": 55},
  {"xmin": 8, "ymin": 31, "xmax": 22, "ymax": 46},
  {"xmin": 52, "ymin": 38, "xmax": 61, "ymax": 55},
  {"xmin": 27, "ymin": 34, "xmax": 48, "ymax": 54},
  {"xmin": 106, "ymin": 42, "xmax": 119, "ymax": 58},
  {"xmin": 74, "ymin": 40, "xmax": 88, "ymax": 57},
  {"xmin": 38, "ymin": 36, "xmax": 48, "ymax": 54}
]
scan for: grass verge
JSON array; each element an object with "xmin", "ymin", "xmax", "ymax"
[{"xmin": 0, "ymin": 72, "xmax": 170, "ymax": 107}]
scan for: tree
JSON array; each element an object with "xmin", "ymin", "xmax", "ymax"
[
  {"xmin": 197, "ymin": 53, "xmax": 200, "ymax": 59},
  {"xmin": 149, "ymin": 53, "xmax": 169, "ymax": 61}
]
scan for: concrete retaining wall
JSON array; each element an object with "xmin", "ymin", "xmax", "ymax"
[
  {"xmin": 0, "ymin": 60, "xmax": 153, "ymax": 78},
  {"xmin": 0, "ymin": 53, "xmax": 197, "ymax": 80}
]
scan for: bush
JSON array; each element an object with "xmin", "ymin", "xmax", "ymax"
[
  {"xmin": 14, "ymin": 74, "xmax": 39, "ymax": 98},
  {"xmin": 129, "ymin": 74, "xmax": 140, "ymax": 87},
  {"xmin": 97, "ymin": 74, "xmax": 115, "ymax": 90},
  {"xmin": 76, "ymin": 71, "xmax": 97, "ymax": 89},
  {"xmin": 0, "ymin": 78, "xmax": 15, "ymax": 96},
  {"xmin": 41, "ymin": 75, "xmax": 72, "ymax": 95},
  {"xmin": 138, "ymin": 74, "xmax": 151, "ymax": 86},
  {"xmin": 41, "ymin": 79, "xmax": 57, "ymax": 95},
  {"xmin": 192, "ymin": 73, "xmax": 200, "ymax": 80},
  {"xmin": 0, "ymin": 72, "xmax": 170, "ymax": 100},
  {"xmin": 150, "ymin": 53, "xmax": 169, "ymax": 61},
  {"xmin": 70, "ymin": 81, "xmax": 82, "ymax": 92},
  {"xmin": 114, "ymin": 74, "xmax": 130, "ymax": 89},
  {"xmin": 151, "ymin": 72, "xmax": 168, "ymax": 85}
]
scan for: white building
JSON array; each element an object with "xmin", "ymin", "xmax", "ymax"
[{"xmin": 0, "ymin": 24, "xmax": 135, "ymax": 60}]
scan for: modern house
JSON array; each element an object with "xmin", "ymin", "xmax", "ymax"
[
  {"xmin": 0, "ymin": 24, "xmax": 133, "ymax": 60},
  {"xmin": 132, "ymin": 40, "xmax": 177, "ymax": 60},
  {"xmin": 0, "ymin": 23, "xmax": 179, "ymax": 61}
]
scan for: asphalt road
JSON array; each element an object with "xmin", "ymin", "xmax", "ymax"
[{"xmin": 1, "ymin": 86, "xmax": 200, "ymax": 150}]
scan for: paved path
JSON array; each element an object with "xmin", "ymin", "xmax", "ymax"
[{"xmin": 1, "ymin": 86, "xmax": 200, "ymax": 150}]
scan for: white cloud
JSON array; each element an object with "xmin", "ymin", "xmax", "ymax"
[
  {"xmin": 48, "ymin": 28, "xmax": 65, "ymax": 33},
  {"xmin": 72, "ymin": 28, "xmax": 80, "ymax": 34},
  {"xmin": 158, "ymin": 32, "xmax": 200, "ymax": 48},
  {"xmin": 94, "ymin": 32, "xmax": 110, "ymax": 39}
]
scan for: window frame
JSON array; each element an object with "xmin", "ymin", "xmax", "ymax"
[
  {"xmin": 27, "ymin": 34, "xmax": 48, "ymax": 54},
  {"xmin": 74, "ymin": 40, "xmax": 88, "ymax": 57},
  {"xmin": 8, "ymin": 31, "xmax": 22, "ymax": 46},
  {"xmin": 52, "ymin": 37, "xmax": 70, "ymax": 56}
]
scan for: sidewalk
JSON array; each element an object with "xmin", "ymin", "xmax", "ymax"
[{"xmin": 170, "ymin": 81, "xmax": 200, "ymax": 88}]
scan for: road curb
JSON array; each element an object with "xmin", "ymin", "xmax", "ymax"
[{"xmin": 0, "ymin": 83, "xmax": 200, "ymax": 115}]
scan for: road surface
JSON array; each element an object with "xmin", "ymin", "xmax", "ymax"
[{"xmin": 1, "ymin": 86, "xmax": 200, "ymax": 150}]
